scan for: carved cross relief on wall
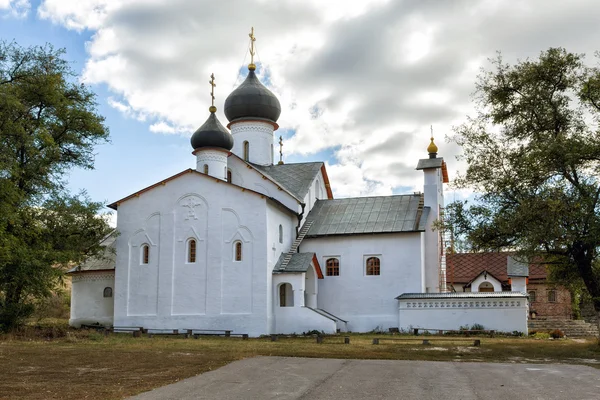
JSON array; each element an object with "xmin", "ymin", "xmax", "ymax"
[{"xmin": 182, "ymin": 197, "xmax": 201, "ymax": 220}]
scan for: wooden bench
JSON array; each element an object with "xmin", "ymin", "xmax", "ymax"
[
  {"xmin": 112, "ymin": 326, "xmax": 144, "ymax": 337},
  {"xmin": 412, "ymin": 328, "xmax": 495, "ymax": 337},
  {"xmin": 146, "ymin": 329, "xmax": 186, "ymax": 338},
  {"xmin": 185, "ymin": 329, "xmax": 248, "ymax": 339},
  {"xmin": 372, "ymin": 337, "xmax": 481, "ymax": 346}
]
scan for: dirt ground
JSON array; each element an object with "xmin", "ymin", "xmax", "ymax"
[{"xmin": 1, "ymin": 330, "xmax": 599, "ymax": 400}]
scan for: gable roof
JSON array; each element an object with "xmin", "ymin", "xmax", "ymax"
[
  {"xmin": 273, "ymin": 252, "xmax": 324, "ymax": 278},
  {"xmin": 67, "ymin": 232, "xmax": 117, "ymax": 274},
  {"xmin": 251, "ymin": 161, "xmax": 331, "ymax": 200},
  {"xmin": 107, "ymin": 168, "xmax": 297, "ymax": 216},
  {"xmin": 446, "ymin": 252, "xmax": 547, "ymax": 284},
  {"xmin": 304, "ymin": 194, "xmax": 428, "ymax": 237}
]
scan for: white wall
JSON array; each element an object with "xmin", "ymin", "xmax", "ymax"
[
  {"xmin": 422, "ymin": 167, "xmax": 444, "ymax": 293},
  {"xmin": 299, "ymin": 169, "xmax": 327, "ymax": 227},
  {"xmin": 398, "ymin": 295, "xmax": 528, "ymax": 334},
  {"xmin": 69, "ymin": 271, "xmax": 115, "ymax": 327},
  {"xmin": 272, "ymin": 273, "xmax": 335, "ymax": 334},
  {"xmin": 230, "ymin": 121, "xmax": 274, "ymax": 166},
  {"xmin": 471, "ymin": 274, "xmax": 502, "ymax": 292},
  {"xmin": 113, "ymin": 171, "xmax": 276, "ymax": 336},
  {"xmin": 266, "ymin": 203, "xmax": 297, "ymax": 332},
  {"xmin": 195, "ymin": 149, "xmax": 228, "ymax": 180},
  {"xmin": 300, "ymin": 233, "xmax": 423, "ymax": 332},
  {"xmin": 511, "ymin": 277, "xmax": 527, "ymax": 293}
]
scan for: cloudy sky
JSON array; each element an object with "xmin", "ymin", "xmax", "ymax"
[{"xmin": 2, "ymin": 0, "xmax": 600, "ymax": 214}]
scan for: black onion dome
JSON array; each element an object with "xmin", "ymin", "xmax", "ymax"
[
  {"xmin": 224, "ymin": 70, "xmax": 281, "ymax": 123},
  {"xmin": 190, "ymin": 112, "xmax": 234, "ymax": 151}
]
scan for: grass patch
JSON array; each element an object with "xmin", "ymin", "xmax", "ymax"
[{"xmin": 1, "ymin": 325, "xmax": 599, "ymax": 400}]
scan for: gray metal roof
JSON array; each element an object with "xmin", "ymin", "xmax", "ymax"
[
  {"xmin": 396, "ymin": 292, "xmax": 527, "ymax": 299},
  {"xmin": 67, "ymin": 233, "xmax": 116, "ymax": 273},
  {"xmin": 273, "ymin": 252, "xmax": 315, "ymax": 274},
  {"xmin": 507, "ymin": 256, "xmax": 529, "ymax": 277},
  {"xmin": 304, "ymin": 195, "xmax": 427, "ymax": 237},
  {"xmin": 252, "ymin": 162, "xmax": 323, "ymax": 200},
  {"xmin": 416, "ymin": 158, "xmax": 443, "ymax": 170}
]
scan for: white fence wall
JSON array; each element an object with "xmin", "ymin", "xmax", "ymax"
[{"xmin": 398, "ymin": 294, "xmax": 528, "ymax": 334}]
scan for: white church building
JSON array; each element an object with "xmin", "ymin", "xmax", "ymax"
[{"xmin": 68, "ymin": 36, "xmax": 528, "ymax": 336}]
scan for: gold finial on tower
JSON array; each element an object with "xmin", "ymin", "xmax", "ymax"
[
  {"xmin": 278, "ymin": 135, "xmax": 284, "ymax": 165},
  {"xmin": 248, "ymin": 27, "xmax": 257, "ymax": 71},
  {"xmin": 427, "ymin": 125, "xmax": 438, "ymax": 157},
  {"xmin": 209, "ymin": 73, "xmax": 217, "ymax": 113}
]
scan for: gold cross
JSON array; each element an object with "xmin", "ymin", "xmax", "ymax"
[
  {"xmin": 249, "ymin": 27, "xmax": 256, "ymax": 68},
  {"xmin": 209, "ymin": 73, "xmax": 216, "ymax": 107},
  {"xmin": 278, "ymin": 136, "xmax": 284, "ymax": 165},
  {"xmin": 430, "ymin": 124, "xmax": 434, "ymax": 139}
]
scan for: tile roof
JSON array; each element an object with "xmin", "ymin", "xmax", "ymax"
[
  {"xmin": 251, "ymin": 162, "xmax": 324, "ymax": 200},
  {"xmin": 273, "ymin": 252, "xmax": 315, "ymax": 274},
  {"xmin": 446, "ymin": 252, "xmax": 547, "ymax": 284},
  {"xmin": 304, "ymin": 195, "xmax": 427, "ymax": 237},
  {"xmin": 396, "ymin": 291, "xmax": 528, "ymax": 299},
  {"xmin": 67, "ymin": 233, "xmax": 116, "ymax": 273}
]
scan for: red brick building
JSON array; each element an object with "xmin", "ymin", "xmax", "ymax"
[{"xmin": 446, "ymin": 252, "xmax": 572, "ymax": 320}]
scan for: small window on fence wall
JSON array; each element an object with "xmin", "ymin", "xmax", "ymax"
[
  {"xmin": 366, "ymin": 256, "xmax": 381, "ymax": 276},
  {"xmin": 326, "ymin": 258, "xmax": 339, "ymax": 276},
  {"xmin": 103, "ymin": 287, "xmax": 113, "ymax": 298},
  {"xmin": 547, "ymin": 289, "xmax": 557, "ymax": 302}
]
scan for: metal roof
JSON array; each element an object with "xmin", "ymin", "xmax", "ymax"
[
  {"xmin": 304, "ymin": 195, "xmax": 427, "ymax": 237},
  {"xmin": 416, "ymin": 158, "xmax": 443, "ymax": 170},
  {"xmin": 252, "ymin": 162, "xmax": 323, "ymax": 200},
  {"xmin": 224, "ymin": 69, "xmax": 281, "ymax": 123},
  {"xmin": 273, "ymin": 252, "xmax": 315, "ymax": 274},
  {"xmin": 67, "ymin": 233, "xmax": 117, "ymax": 273},
  {"xmin": 507, "ymin": 256, "xmax": 530, "ymax": 277},
  {"xmin": 396, "ymin": 292, "xmax": 528, "ymax": 300}
]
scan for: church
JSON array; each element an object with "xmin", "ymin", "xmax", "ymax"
[{"xmin": 68, "ymin": 31, "xmax": 528, "ymax": 336}]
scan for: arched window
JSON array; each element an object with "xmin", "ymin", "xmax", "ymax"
[
  {"xmin": 243, "ymin": 141, "xmax": 249, "ymax": 161},
  {"xmin": 316, "ymin": 179, "xmax": 321, "ymax": 199},
  {"xmin": 278, "ymin": 224, "xmax": 283, "ymax": 244},
  {"xmin": 326, "ymin": 258, "xmax": 339, "ymax": 276},
  {"xmin": 203, "ymin": 164, "xmax": 209, "ymax": 174},
  {"xmin": 227, "ymin": 169, "xmax": 232, "ymax": 183},
  {"xmin": 103, "ymin": 287, "xmax": 113, "ymax": 298},
  {"xmin": 478, "ymin": 282, "xmax": 494, "ymax": 292},
  {"xmin": 366, "ymin": 257, "xmax": 380, "ymax": 276},
  {"xmin": 141, "ymin": 244, "xmax": 150, "ymax": 264},
  {"xmin": 279, "ymin": 283, "xmax": 294, "ymax": 307},
  {"xmin": 234, "ymin": 241, "xmax": 242, "ymax": 261},
  {"xmin": 188, "ymin": 239, "xmax": 197, "ymax": 263}
]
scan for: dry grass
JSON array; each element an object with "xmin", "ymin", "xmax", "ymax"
[{"xmin": 1, "ymin": 325, "xmax": 599, "ymax": 400}]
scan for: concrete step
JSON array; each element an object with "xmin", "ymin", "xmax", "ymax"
[{"xmin": 528, "ymin": 319, "xmax": 599, "ymax": 337}]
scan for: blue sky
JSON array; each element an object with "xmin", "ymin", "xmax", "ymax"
[{"xmin": 2, "ymin": 0, "xmax": 599, "ymax": 220}]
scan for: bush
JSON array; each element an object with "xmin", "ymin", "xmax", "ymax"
[
  {"xmin": 532, "ymin": 332, "xmax": 551, "ymax": 339},
  {"xmin": 471, "ymin": 323, "xmax": 485, "ymax": 331},
  {"xmin": 550, "ymin": 329, "xmax": 565, "ymax": 339}
]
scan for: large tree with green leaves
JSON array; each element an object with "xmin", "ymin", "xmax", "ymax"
[
  {"xmin": 0, "ymin": 41, "xmax": 113, "ymax": 331},
  {"xmin": 448, "ymin": 48, "xmax": 600, "ymax": 324}
]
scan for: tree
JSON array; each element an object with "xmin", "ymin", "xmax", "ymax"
[
  {"xmin": 448, "ymin": 48, "xmax": 600, "ymax": 327},
  {"xmin": 0, "ymin": 41, "xmax": 112, "ymax": 331}
]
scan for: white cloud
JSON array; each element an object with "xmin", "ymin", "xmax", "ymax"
[
  {"xmin": 0, "ymin": 0, "xmax": 30, "ymax": 18},
  {"xmin": 36, "ymin": 0, "xmax": 600, "ymax": 198}
]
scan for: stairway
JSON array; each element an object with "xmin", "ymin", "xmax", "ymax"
[
  {"xmin": 528, "ymin": 317, "xmax": 599, "ymax": 337},
  {"xmin": 279, "ymin": 221, "xmax": 314, "ymax": 269}
]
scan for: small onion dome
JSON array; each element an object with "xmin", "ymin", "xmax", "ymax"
[
  {"xmin": 427, "ymin": 137, "xmax": 438, "ymax": 157},
  {"xmin": 224, "ymin": 69, "xmax": 281, "ymax": 124},
  {"xmin": 190, "ymin": 108, "xmax": 234, "ymax": 151}
]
